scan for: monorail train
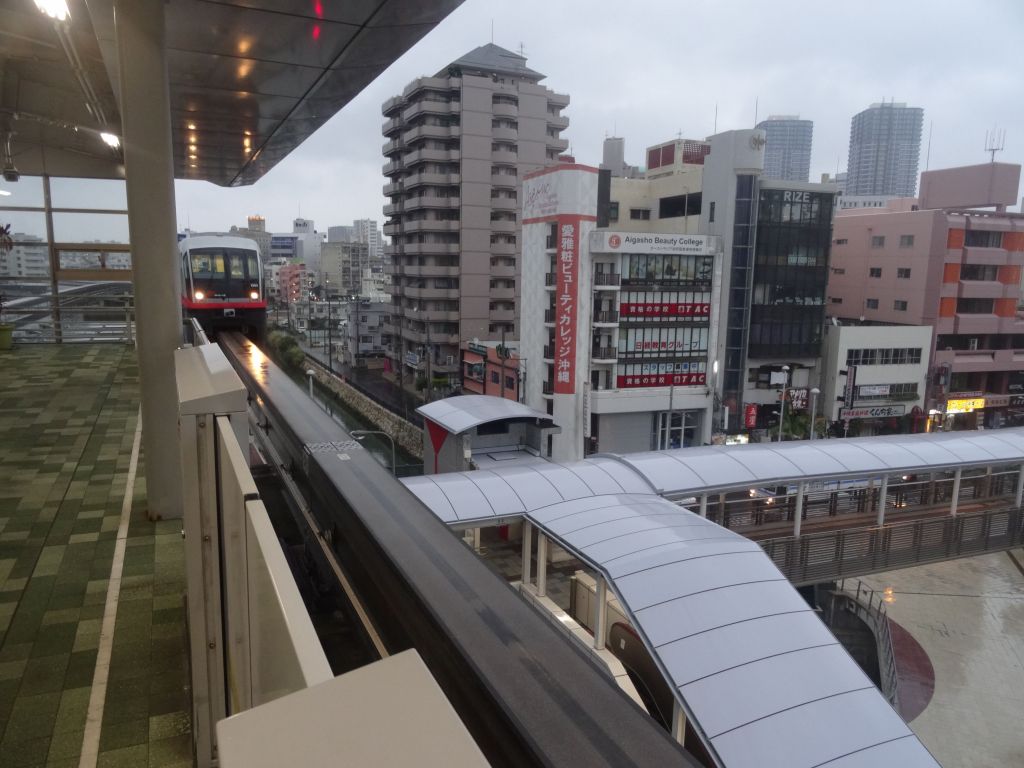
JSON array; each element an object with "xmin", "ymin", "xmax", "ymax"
[{"xmin": 179, "ymin": 234, "xmax": 266, "ymax": 338}]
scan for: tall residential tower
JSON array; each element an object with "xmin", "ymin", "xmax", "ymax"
[
  {"xmin": 756, "ymin": 115, "xmax": 813, "ymax": 182},
  {"xmin": 381, "ymin": 44, "xmax": 570, "ymax": 391},
  {"xmin": 846, "ymin": 102, "xmax": 924, "ymax": 197}
]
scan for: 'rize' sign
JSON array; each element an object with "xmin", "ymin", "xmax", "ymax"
[{"xmin": 554, "ymin": 216, "xmax": 580, "ymax": 394}]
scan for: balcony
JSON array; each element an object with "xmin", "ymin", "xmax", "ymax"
[
  {"xmin": 489, "ymin": 286, "xmax": 515, "ymax": 301},
  {"xmin": 404, "ymin": 172, "xmax": 460, "ymax": 189},
  {"xmin": 489, "ymin": 308, "xmax": 516, "ymax": 323},
  {"xmin": 399, "ymin": 243, "xmax": 460, "ymax": 256},
  {"xmin": 383, "ymin": 202, "xmax": 399, "ymax": 217},
  {"xmin": 489, "ymin": 218, "xmax": 517, "ymax": 233},
  {"xmin": 402, "ymin": 124, "xmax": 459, "ymax": 143},
  {"xmin": 491, "ymin": 173, "xmax": 518, "ymax": 188},
  {"xmin": 402, "ymin": 98, "xmax": 455, "ymax": 122},
  {"xmin": 548, "ymin": 92, "xmax": 570, "ymax": 108},
  {"xmin": 491, "ymin": 149, "xmax": 519, "ymax": 164},
  {"xmin": 382, "ymin": 137, "xmax": 403, "ymax": 155},
  {"xmin": 543, "ymin": 309, "xmax": 555, "ymax": 324},
  {"xmin": 545, "ymin": 137, "xmax": 569, "ymax": 153},
  {"xmin": 593, "ymin": 310, "xmax": 619, "ymax": 325},
  {"xmin": 404, "ymin": 195, "xmax": 460, "ymax": 211},
  {"xmin": 382, "ymin": 95, "xmax": 404, "ymax": 116},
  {"xmin": 402, "ymin": 76, "xmax": 452, "ymax": 99},
  {"xmin": 492, "ymin": 102, "xmax": 518, "ymax": 118},
  {"xmin": 490, "ymin": 241, "xmax": 517, "ymax": 255},
  {"xmin": 383, "ymin": 181, "xmax": 400, "ymax": 196},
  {"xmin": 542, "ymin": 381, "xmax": 553, "ymax": 396},
  {"xmin": 543, "ymin": 345, "xmax": 554, "ymax": 361},
  {"xmin": 406, "ymin": 308, "xmax": 460, "ymax": 323},
  {"xmin": 957, "ymin": 281, "xmax": 1011, "ymax": 300},
  {"xmin": 593, "ymin": 272, "xmax": 621, "ymax": 289},
  {"xmin": 490, "ymin": 196, "xmax": 517, "ymax": 211},
  {"xmin": 403, "ymin": 219, "xmax": 459, "ymax": 233},
  {"xmin": 544, "ymin": 273, "xmax": 556, "ymax": 289},
  {"xmin": 591, "ymin": 347, "xmax": 618, "ymax": 362},
  {"xmin": 404, "ymin": 148, "xmax": 459, "ymax": 166},
  {"xmin": 393, "ymin": 263, "xmax": 459, "ymax": 278},
  {"xmin": 382, "ymin": 159, "xmax": 402, "ymax": 176},
  {"xmin": 546, "ymin": 114, "xmax": 570, "ymax": 130},
  {"xmin": 382, "ymin": 222, "xmax": 400, "ymax": 237},
  {"xmin": 400, "ymin": 286, "xmax": 460, "ymax": 300},
  {"xmin": 490, "ymin": 262, "xmax": 516, "ymax": 278},
  {"xmin": 492, "ymin": 126, "xmax": 518, "ymax": 142}
]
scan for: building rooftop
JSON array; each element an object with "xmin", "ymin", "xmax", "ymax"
[
  {"xmin": 442, "ymin": 43, "xmax": 545, "ymax": 81},
  {"xmin": 416, "ymin": 395, "xmax": 553, "ymax": 435}
]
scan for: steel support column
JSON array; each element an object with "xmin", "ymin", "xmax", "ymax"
[
  {"xmin": 115, "ymin": 0, "xmax": 184, "ymax": 520},
  {"xmin": 521, "ymin": 520, "xmax": 532, "ymax": 588},
  {"xmin": 950, "ymin": 468, "xmax": 962, "ymax": 516},
  {"xmin": 671, "ymin": 700, "xmax": 687, "ymax": 746},
  {"xmin": 877, "ymin": 475, "xmax": 888, "ymax": 527},
  {"xmin": 699, "ymin": 494, "xmax": 708, "ymax": 518},
  {"xmin": 1015, "ymin": 463, "xmax": 1024, "ymax": 508},
  {"xmin": 793, "ymin": 481, "xmax": 806, "ymax": 537},
  {"xmin": 595, "ymin": 576, "xmax": 608, "ymax": 650},
  {"xmin": 537, "ymin": 532, "xmax": 548, "ymax": 598}
]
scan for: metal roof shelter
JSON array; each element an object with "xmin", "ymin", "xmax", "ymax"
[{"xmin": 417, "ymin": 395, "xmax": 555, "ymax": 435}]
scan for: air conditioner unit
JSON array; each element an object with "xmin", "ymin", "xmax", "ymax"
[{"xmin": 968, "ymin": 338, "xmax": 979, "ymax": 351}]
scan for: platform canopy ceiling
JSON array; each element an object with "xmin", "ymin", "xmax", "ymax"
[{"xmin": 0, "ymin": 0, "xmax": 463, "ymax": 183}]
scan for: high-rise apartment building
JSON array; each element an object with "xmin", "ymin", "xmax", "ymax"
[
  {"xmin": 846, "ymin": 102, "xmax": 924, "ymax": 197},
  {"xmin": 381, "ymin": 43, "xmax": 570, "ymax": 391},
  {"xmin": 328, "ymin": 225, "xmax": 355, "ymax": 243},
  {"xmin": 756, "ymin": 115, "xmax": 813, "ymax": 182},
  {"xmin": 353, "ymin": 219, "xmax": 383, "ymax": 260}
]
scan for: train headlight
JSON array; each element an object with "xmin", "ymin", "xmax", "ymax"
[
  {"xmin": 194, "ymin": 291, "xmax": 205, "ymax": 301},
  {"xmin": 250, "ymin": 290, "xmax": 259, "ymax": 300}
]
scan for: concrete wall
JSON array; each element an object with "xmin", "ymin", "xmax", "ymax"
[
  {"xmin": 919, "ymin": 162, "xmax": 1021, "ymax": 211},
  {"xmin": 596, "ymin": 411, "xmax": 653, "ymax": 454}
]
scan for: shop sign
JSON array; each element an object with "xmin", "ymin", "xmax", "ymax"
[
  {"xmin": 725, "ymin": 434, "xmax": 749, "ymax": 445},
  {"xmin": 616, "ymin": 373, "xmax": 706, "ymax": 388},
  {"xmin": 743, "ymin": 403, "xmax": 758, "ymax": 428},
  {"xmin": 591, "ymin": 231, "xmax": 718, "ymax": 255},
  {"xmin": 840, "ymin": 405, "xmax": 906, "ymax": 419},
  {"xmin": 404, "ymin": 352, "xmax": 420, "ymax": 366},
  {"xmin": 1009, "ymin": 372, "xmax": 1024, "ymax": 394},
  {"xmin": 788, "ymin": 388, "xmax": 808, "ymax": 410},
  {"xmin": 985, "ymin": 395, "xmax": 1010, "ymax": 408},
  {"xmin": 467, "ymin": 342, "xmax": 488, "ymax": 355},
  {"xmin": 1010, "ymin": 395, "xmax": 1024, "ymax": 408},
  {"xmin": 946, "ymin": 397, "xmax": 985, "ymax": 414},
  {"xmin": 858, "ymin": 384, "xmax": 890, "ymax": 397},
  {"xmin": 554, "ymin": 216, "xmax": 581, "ymax": 395},
  {"xmin": 844, "ymin": 365, "xmax": 858, "ymax": 408},
  {"xmin": 619, "ymin": 302, "xmax": 711, "ymax": 317}
]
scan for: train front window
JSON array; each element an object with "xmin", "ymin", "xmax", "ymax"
[{"xmin": 191, "ymin": 251, "xmax": 225, "ymax": 279}]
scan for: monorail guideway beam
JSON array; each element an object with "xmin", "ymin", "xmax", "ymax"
[{"xmin": 217, "ymin": 333, "xmax": 697, "ymax": 768}]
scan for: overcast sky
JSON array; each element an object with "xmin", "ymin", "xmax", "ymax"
[{"xmin": 173, "ymin": 0, "xmax": 1024, "ymax": 234}]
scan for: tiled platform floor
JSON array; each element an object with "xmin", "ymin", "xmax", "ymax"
[
  {"xmin": 864, "ymin": 551, "xmax": 1024, "ymax": 768},
  {"xmin": 0, "ymin": 344, "xmax": 192, "ymax": 767}
]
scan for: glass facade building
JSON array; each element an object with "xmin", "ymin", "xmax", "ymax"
[{"xmin": 748, "ymin": 188, "xmax": 837, "ymax": 358}]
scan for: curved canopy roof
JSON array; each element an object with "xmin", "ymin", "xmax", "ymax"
[
  {"xmin": 416, "ymin": 395, "xmax": 554, "ymax": 435},
  {"xmin": 528, "ymin": 493, "xmax": 938, "ymax": 768},
  {"xmin": 605, "ymin": 427, "xmax": 1024, "ymax": 498}
]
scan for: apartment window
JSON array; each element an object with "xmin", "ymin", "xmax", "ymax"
[
  {"xmin": 830, "ymin": 297, "xmax": 843, "ymax": 304},
  {"xmin": 866, "ymin": 298, "xmax": 879, "ymax": 309},
  {"xmin": 894, "ymin": 300, "xmax": 908, "ymax": 311},
  {"xmin": 964, "ymin": 230, "xmax": 1003, "ymax": 248},
  {"xmin": 869, "ymin": 267, "xmax": 882, "ymax": 278},
  {"xmin": 833, "ymin": 238, "xmax": 848, "ymax": 245},
  {"xmin": 505, "ymin": 376, "xmax": 515, "ymax": 390},
  {"xmin": 630, "ymin": 208, "xmax": 651, "ymax": 221},
  {"xmin": 870, "ymin": 235, "xmax": 885, "ymax": 248},
  {"xmin": 609, "ymin": 201, "xmax": 620, "ymax": 222},
  {"xmin": 960, "ymin": 264, "xmax": 998, "ymax": 281},
  {"xmin": 855, "ymin": 382, "xmax": 919, "ymax": 401},
  {"xmin": 899, "ymin": 235, "xmax": 915, "ymax": 248},
  {"xmin": 490, "ymin": 371, "xmax": 499, "ymax": 384},
  {"xmin": 956, "ymin": 298, "xmax": 994, "ymax": 314},
  {"xmin": 709, "ymin": 201, "xmax": 715, "ymax": 223},
  {"xmin": 897, "ymin": 268, "xmax": 911, "ymax": 279},
  {"xmin": 847, "ymin": 347, "xmax": 923, "ymax": 366}
]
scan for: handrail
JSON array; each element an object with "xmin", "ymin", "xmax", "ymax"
[{"xmin": 833, "ymin": 578, "xmax": 900, "ymax": 710}]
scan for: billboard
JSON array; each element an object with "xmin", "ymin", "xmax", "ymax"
[
  {"xmin": 590, "ymin": 231, "xmax": 718, "ymax": 255},
  {"xmin": 553, "ymin": 216, "xmax": 581, "ymax": 394}
]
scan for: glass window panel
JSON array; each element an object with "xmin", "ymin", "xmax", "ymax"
[
  {"xmin": 50, "ymin": 178, "xmax": 127, "ymax": 210},
  {"xmin": 0, "ymin": 175, "xmax": 45, "ymax": 207},
  {"xmin": 0, "ymin": 211, "xmax": 48, "ymax": 240},
  {"xmin": 52, "ymin": 212, "xmax": 129, "ymax": 243}
]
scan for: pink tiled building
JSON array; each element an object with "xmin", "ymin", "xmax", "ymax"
[{"xmin": 827, "ymin": 162, "xmax": 1024, "ymax": 428}]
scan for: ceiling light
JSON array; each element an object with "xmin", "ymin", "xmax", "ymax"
[
  {"xmin": 0, "ymin": 190, "xmax": 10, "ymax": 197},
  {"xmin": 34, "ymin": 0, "xmax": 69, "ymax": 21},
  {"xmin": 100, "ymin": 132, "xmax": 120, "ymax": 149},
  {"xmin": 187, "ymin": 122, "xmax": 196, "ymax": 131},
  {"xmin": 189, "ymin": 135, "xmax": 197, "ymax": 145}
]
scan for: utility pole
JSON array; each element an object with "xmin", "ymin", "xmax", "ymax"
[
  {"xmin": 500, "ymin": 327, "xmax": 507, "ymax": 399},
  {"xmin": 425, "ymin": 322, "xmax": 433, "ymax": 403},
  {"xmin": 326, "ymin": 279, "xmax": 333, "ymax": 373}
]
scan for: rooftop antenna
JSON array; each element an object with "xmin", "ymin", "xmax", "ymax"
[
  {"xmin": 714, "ymin": 102, "xmax": 718, "ymax": 134},
  {"xmin": 925, "ymin": 120, "xmax": 933, "ymax": 170},
  {"xmin": 490, "ymin": 19, "xmax": 494, "ymax": 43},
  {"xmin": 984, "ymin": 127, "xmax": 1005, "ymax": 163},
  {"xmin": 517, "ymin": 42, "xmax": 526, "ymax": 57},
  {"xmin": 754, "ymin": 97, "xmax": 759, "ymax": 127}
]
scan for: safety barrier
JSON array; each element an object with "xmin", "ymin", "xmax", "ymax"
[{"xmin": 831, "ymin": 579, "xmax": 899, "ymax": 710}]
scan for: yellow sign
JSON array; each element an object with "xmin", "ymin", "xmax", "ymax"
[{"xmin": 946, "ymin": 397, "xmax": 985, "ymax": 414}]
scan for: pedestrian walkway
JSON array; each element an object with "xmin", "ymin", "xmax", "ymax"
[
  {"xmin": 864, "ymin": 551, "xmax": 1024, "ymax": 768},
  {"xmin": 0, "ymin": 345, "xmax": 192, "ymax": 768}
]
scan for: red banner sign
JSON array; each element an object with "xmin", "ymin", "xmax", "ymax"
[
  {"xmin": 554, "ymin": 216, "xmax": 580, "ymax": 394},
  {"xmin": 616, "ymin": 373, "xmax": 706, "ymax": 388},
  {"xmin": 744, "ymin": 403, "xmax": 758, "ymax": 428},
  {"xmin": 620, "ymin": 302, "xmax": 711, "ymax": 317}
]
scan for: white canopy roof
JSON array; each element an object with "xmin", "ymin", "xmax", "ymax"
[{"xmin": 416, "ymin": 395, "xmax": 554, "ymax": 435}]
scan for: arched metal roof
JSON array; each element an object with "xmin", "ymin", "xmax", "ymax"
[
  {"xmin": 402, "ymin": 457, "xmax": 653, "ymax": 525},
  {"xmin": 417, "ymin": 395, "xmax": 555, "ymax": 435},
  {"xmin": 527, "ymin": 493, "xmax": 938, "ymax": 768},
  {"xmin": 605, "ymin": 428, "xmax": 1024, "ymax": 498}
]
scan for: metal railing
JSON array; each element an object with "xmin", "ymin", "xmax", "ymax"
[
  {"xmin": 5, "ymin": 283, "xmax": 135, "ymax": 344},
  {"xmin": 760, "ymin": 505, "xmax": 1024, "ymax": 585},
  {"xmin": 831, "ymin": 579, "xmax": 899, "ymax": 709}
]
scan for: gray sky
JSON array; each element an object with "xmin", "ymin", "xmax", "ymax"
[{"xmin": 174, "ymin": 0, "xmax": 1024, "ymax": 234}]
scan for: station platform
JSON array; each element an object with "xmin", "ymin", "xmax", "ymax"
[{"xmin": 0, "ymin": 345, "xmax": 192, "ymax": 768}]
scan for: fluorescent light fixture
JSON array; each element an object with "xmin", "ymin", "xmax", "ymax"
[
  {"xmin": 100, "ymin": 132, "xmax": 120, "ymax": 148},
  {"xmin": 34, "ymin": 0, "xmax": 69, "ymax": 21},
  {"xmin": 0, "ymin": 190, "xmax": 10, "ymax": 197}
]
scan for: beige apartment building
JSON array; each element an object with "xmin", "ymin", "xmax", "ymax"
[{"xmin": 381, "ymin": 44, "xmax": 569, "ymax": 390}]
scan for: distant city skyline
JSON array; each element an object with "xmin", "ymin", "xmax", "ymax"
[{"xmin": 161, "ymin": 0, "xmax": 1021, "ymax": 229}]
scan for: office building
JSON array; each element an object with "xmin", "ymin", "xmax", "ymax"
[
  {"xmin": 699, "ymin": 130, "xmax": 839, "ymax": 434},
  {"xmin": 382, "ymin": 43, "xmax": 570, "ymax": 392},
  {"xmin": 328, "ymin": 225, "xmax": 355, "ymax": 243},
  {"xmin": 320, "ymin": 240, "xmax": 370, "ymax": 296},
  {"xmin": 353, "ymin": 218, "xmax": 384, "ymax": 261},
  {"xmin": 827, "ymin": 161, "xmax": 1024, "ymax": 429},
  {"xmin": 846, "ymin": 102, "xmax": 924, "ymax": 197},
  {"xmin": 0, "ymin": 233, "xmax": 48, "ymax": 277},
  {"xmin": 228, "ymin": 215, "xmax": 272, "ymax": 260},
  {"xmin": 757, "ymin": 115, "xmax": 813, "ymax": 182},
  {"xmin": 600, "ymin": 137, "xmax": 640, "ymax": 179}
]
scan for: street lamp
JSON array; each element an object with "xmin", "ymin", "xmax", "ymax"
[
  {"xmin": 325, "ymin": 279, "xmax": 333, "ymax": 373},
  {"xmin": 777, "ymin": 365, "xmax": 790, "ymax": 443},
  {"xmin": 809, "ymin": 387, "xmax": 820, "ymax": 440},
  {"xmin": 350, "ymin": 430, "xmax": 396, "ymax": 476},
  {"xmin": 305, "ymin": 368, "xmax": 315, "ymax": 399}
]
